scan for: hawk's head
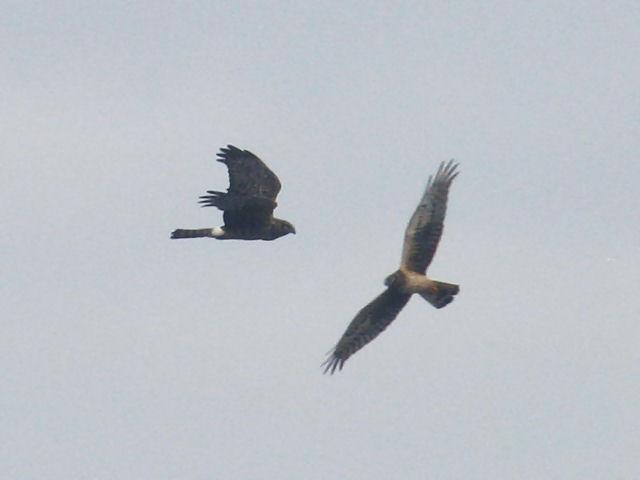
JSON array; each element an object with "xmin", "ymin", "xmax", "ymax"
[
  {"xmin": 268, "ymin": 219, "xmax": 296, "ymax": 240},
  {"xmin": 384, "ymin": 270, "xmax": 407, "ymax": 289}
]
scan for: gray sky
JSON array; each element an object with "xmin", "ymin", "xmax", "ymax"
[{"xmin": 3, "ymin": 1, "xmax": 639, "ymax": 478}]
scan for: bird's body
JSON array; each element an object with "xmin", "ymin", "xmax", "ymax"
[
  {"xmin": 392, "ymin": 268, "xmax": 437, "ymax": 295},
  {"xmin": 171, "ymin": 145, "xmax": 295, "ymax": 242},
  {"xmin": 323, "ymin": 160, "xmax": 460, "ymax": 374}
]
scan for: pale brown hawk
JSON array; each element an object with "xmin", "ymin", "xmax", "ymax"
[{"xmin": 323, "ymin": 160, "xmax": 460, "ymax": 374}]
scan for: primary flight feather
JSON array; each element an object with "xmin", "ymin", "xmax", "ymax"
[{"xmin": 323, "ymin": 160, "xmax": 460, "ymax": 374}]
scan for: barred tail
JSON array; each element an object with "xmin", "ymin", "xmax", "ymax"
[
  {"xmin": 170, "ymin": 228, "xmax": 213, "ymax": 239},
  {"xmin": 420, "ymin": 280, "xmax": 459, "ymax": 309}
]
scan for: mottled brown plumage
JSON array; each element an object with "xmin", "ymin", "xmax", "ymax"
[
  {"xmin": 171, "ymin": 145, "xmax": 295, "ymax": 241},
  {"xmin": 323, "ymin": 160, "xmax": 460, "ymax": 374}
]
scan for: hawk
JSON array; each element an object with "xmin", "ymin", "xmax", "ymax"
[
  {"xmin": 171, "ymin": 145, "xmax": 295, "ymax": 241},
  {"xmin": 322, "ymin": 160, "xmax": 460, "ymax": 374}
]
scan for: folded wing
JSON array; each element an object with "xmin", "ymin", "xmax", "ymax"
[{"xmin": 400, "ymin": 160, "xmax": 459, "ymax": 274}]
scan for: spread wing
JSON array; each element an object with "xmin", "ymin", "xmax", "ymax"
[
  {"xmin": 198, "ymin": 145, "xmax": 282, "ymax": 229},
  {"xmin": 217, "ymin": 145, "xmax": 281, "ymax": 200},
  {"xmin": 322, "ymin": 289, "xmax": 411, "ymax": 374},
  {"xmin": 400, "ymin": 160, "xmax": 459, "ymax": 274}
]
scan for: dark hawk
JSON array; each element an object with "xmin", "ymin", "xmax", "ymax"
[{"xmin": 171, "ymin": 145, "xmax": 295, "ymax": 241}]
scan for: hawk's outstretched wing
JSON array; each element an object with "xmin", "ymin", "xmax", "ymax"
[
  {"xmin": 218, "ymin": 145, "xmax": 281, "ymax": 200},
  {"xmin": 198, "ymin": 145, "xmax": 282, "ymax": 229},
  {"xmin": 400, "ymin": 160, "xmax": 459, "ymax": 274},
  {"xmin": 322, "ymin": 289, "xmax": 411, "ymax": 374}
]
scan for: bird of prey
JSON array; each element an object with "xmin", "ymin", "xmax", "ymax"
[
  {"xmin": 322, "ymin": 160, "xmax": 460, "ymax": 374},
  {"xmin": 171, "ymin": 145, "xmax": 295, "ymax": 241}
]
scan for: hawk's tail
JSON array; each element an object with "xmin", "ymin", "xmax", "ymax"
[
  {"xmin": 420, "ymin": 280, "xmax": 459, "ymax": 309},
  {"xmin": 170, "ymin": 228, "xmax": 214, "ymax": 239}
]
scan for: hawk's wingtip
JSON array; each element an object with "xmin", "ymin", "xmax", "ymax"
[{"xmin": 321, "ymin": 354, "xmax": 345, "ymax": 375}]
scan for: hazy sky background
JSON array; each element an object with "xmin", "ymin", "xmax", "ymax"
[{"xmin": 3, "ymin": 1, "xmax": 639, "ymax": 478}]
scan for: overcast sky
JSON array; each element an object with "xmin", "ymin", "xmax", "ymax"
[{"xmin": 2, "ymin": 1, "xmax": 639, "ymax": 478}]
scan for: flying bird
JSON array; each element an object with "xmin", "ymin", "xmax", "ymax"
[
  {"xmin": 322, "ymin": 160, "xmax": 460, "ymax": 374},
  {"xmin": 171, "ymin": 145, "xmax": 295, "ymax": 241}
]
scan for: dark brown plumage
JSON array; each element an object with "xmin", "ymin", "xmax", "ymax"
[
  {"xmin": 171, "ymin": 145, "xmax": 295, "ymax": 241},
  {"xmin": 323, "ymin": 160, "xmax": 460, "ymax": 374}
]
